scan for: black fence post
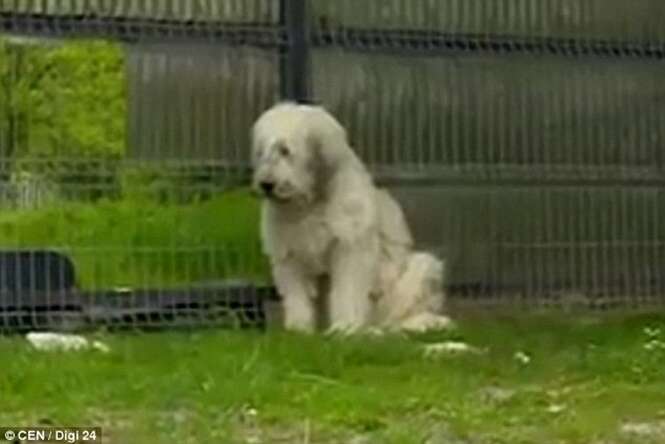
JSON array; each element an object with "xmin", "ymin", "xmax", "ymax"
[{"xmin": 279, "ymin": 0, "xmax": 311, "ymax": 103}]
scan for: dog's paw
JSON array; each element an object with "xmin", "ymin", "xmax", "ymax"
[
  {"xmin": 325, "ymin": 325, "xmax": 359, "ymax": 337},
  {"xmin": 325, "ymin": 321, "xmax": 369, "ymax": 337},
  {"xmin": 399, "ymin": 313, "xmax": 456, "ymax": 333},
  {"xmin": 283, "ymin": 319, "xmax": 317, "ymax": 334}
]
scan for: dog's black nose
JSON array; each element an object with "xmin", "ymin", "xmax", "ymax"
[{"xmin": 260, "ymin": 181, "xmax": 275, "ymax": 195}]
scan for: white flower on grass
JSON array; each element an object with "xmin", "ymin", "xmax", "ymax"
[
  {"xmin": 643, "ymin": 326, "xmax": 661, "ymax": 338},
  {"xmin": 644, "ymin": 339, "xmax": 665, "ymax": 351},
  {"xmin": 642, "ymin": 326, "xmax": 665, "ymax": 351},
  {"xmin": 514, "ymin": 351, "xmax": 531, "ymax": 365},
  {"xmin": 546, "ymin": 404, "xmax": 566, "ymax": 414},
  {"xmin": 91, "ymin": 340, "xmax": 111, "ymax": 353},
  {"xmin": 244, "ymin": 407, "xmax": 258, "ymax": 418},
  {"xmin": 621, "ymin": 421, "xmax": 665, "ymax": 438}
]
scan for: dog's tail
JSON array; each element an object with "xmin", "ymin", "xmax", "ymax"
[{"xmin": 377, "ymin": 252, "xmax": 446, "ymax": 325}]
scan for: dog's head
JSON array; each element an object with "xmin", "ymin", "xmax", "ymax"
[{"xmin": 251, "ymin": 102, "xmax": 351, "ymax": 205}]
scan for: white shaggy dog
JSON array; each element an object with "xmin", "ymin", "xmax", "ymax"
[{"xmin": 251, "ymin": 102, "xmax": 452, "ymax": 333}]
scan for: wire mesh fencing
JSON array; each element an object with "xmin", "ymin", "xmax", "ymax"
[
  {"xmin": 0, "ymin": 0, "xmax": 663, "ymax": 332},
  {"xmin": 0, "ymin": 1, "xmax": 281, "ymax": 331},
  {"xmin": 309, "ymin": 0, "xmax": 665, "ymax": 311}
]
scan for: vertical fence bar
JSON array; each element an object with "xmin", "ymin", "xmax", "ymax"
[{"xmin": 279, "ymin": 0, "xmax": 310, "ymax": 102}]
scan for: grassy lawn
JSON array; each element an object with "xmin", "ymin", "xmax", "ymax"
[
  {"xmin": 0, "ymin": 189, "xmax": 270, "ymax": 289},
  {"xmin": 2, "ymin": 314, "xmax": 665, "ymax": 443}
]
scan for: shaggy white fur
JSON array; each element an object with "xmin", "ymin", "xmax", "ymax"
[{"xmin": 251, "ymin": 102, "xmax": 452, "ymax": 334}]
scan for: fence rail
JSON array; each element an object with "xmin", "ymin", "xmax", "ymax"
[{"xmin": 0, "ymin": 12, "xmax": 284, "ymax": 45}]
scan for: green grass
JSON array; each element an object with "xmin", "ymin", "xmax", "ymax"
[
  {"xmin": 0, "ymin": 189, "xmax": 270, "ymax": 289},
  {"xmin": 2, "ymin": 315, "xmax": 665, "ymax": 443}
]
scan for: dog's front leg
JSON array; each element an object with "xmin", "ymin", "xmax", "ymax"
[
  {"xmin": 327, "ymin": 240, "xmax": 378, "ymax": 334},
  {"xmin": 273, "ymin": 260, "xmax": 317, "ymax": 333}
]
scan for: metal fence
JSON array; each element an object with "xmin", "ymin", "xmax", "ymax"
[{"xmin": 0, "ymin": 0, "xmax": 664, "ymax": 332}]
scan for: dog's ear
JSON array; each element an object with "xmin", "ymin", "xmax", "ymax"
[
  {"xmin": 305, "ymin": 108, "xmax": 353, "ymax": 174},
  {"xmin": 250, "ymin": 121, "xmax": 266, "ymax": 166}
]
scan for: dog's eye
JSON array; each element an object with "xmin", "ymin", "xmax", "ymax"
[{"xmin": 278, "ymin": 144, "xmax": 291, "ymax": 157}]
